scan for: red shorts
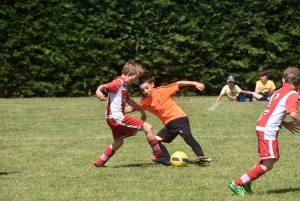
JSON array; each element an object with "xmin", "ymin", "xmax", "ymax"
[
  {"xmin": 256, "ymin": 131, "xmax": 279, "ymax": 160},
  {"xmin": 107, "ymin": 116, "xmax": 144, "ymax": 142}
]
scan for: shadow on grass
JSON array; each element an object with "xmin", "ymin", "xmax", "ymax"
[
  {"xmin": 0, "ymin": 172, "xmax": 17, "ymax": 176},
  {"xmin": 111, "ymin": 161, "xmax": 212, "ymax": 168},
  {"xmin": 187, "ymin": 161, "xmax": 211, "ymax": 167},
  {"xmin": 268, "ymin": 188, "xmax": 300, "ymax": 194},
  {"xmin": 113, "ymin": 163, "xmax": 154, "ymax": 168}
]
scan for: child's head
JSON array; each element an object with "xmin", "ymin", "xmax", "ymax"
[
  {"xmin": 122, "ymin": 60, "xmax": 142, "ymax": 85},
  {"xmin": 259, "ymin": 69, "xmax": 269, "ymax": 82},
  {"xmin": 227, "ymin": 75, "xmax": 235, "ymax": 88},
  {"xmin": 282, "ymin": 67, "xmax": 300, "ymax": 89},
  {"xmin": 135, "ymin": 62, "xmax": 145, "ymax": 77},
  {"xmin": 138, "ymin": 75, "xmax": 154, "ymax": 97}
]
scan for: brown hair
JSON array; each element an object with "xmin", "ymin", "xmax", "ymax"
[
  {"xmin": 135, "ymin": 62, "xmax": 145, "ymax": 77},
  {"xmin": 259, "ymin": 69, "xmax": 268, "ymax": 77},
  {"xmin": 122, "ymin": 60, "xmax": 138, "ymax": 75},
  {"xmin": 122, "ymin": 60, "xmax": 145, "ymax": 78},
  {"xmin": 283, "ymin": 67, "xmax": 300, "ymax": 86}
]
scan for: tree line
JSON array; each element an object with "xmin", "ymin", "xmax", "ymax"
[{"xmin": 1, "ymin": 0, "xmax": 300, "ymax": 97}]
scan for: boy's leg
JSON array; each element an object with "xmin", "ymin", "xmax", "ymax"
[
  {"xmin": 235, "ymin": 159, "xmax": 275, "ymax": 186},
  {"xmin": 93, "ymin": 140, "xmax": 123, "ymax": 168},
  {"xmin": 143, "ymin": 122, "xmax": 171, "ymax": 166},
  {"xmin": 229, "ymin": 135, "xmax": 278, "ymax": 195},
  {"xmin": 158, "ymin": 141, "xmax": 170, "ymax": 160},
  {"xmin": 229, "ymin": 159, "xmax": 271, "ymax": 195},
  {"xmin": 182, "ymin": 135, "xmax": 211, "ymax": 165}
]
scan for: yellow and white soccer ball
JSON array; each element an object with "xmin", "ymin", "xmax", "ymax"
[{"xmin": 170, "ymin": 151, "xmax": 188, "ymax": 167}]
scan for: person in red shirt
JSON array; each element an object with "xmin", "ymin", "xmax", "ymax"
[
  {"xmin": 228, "ymin": 67, "xmax": 300, "ymax": 196},
  {"xmin": 93, "ymin": 61, "xmax": 170, "ymax": 167},
  {"xmin": 125, "ymin": 75, "xmax": 211, "ymax": 166}
]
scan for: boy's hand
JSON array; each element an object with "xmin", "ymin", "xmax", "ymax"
[
  {"xmin": 195, "ymin": 83, "xmax": 205, "ymax": 91},
  {"xmin": 282, "ymin": 121, "xmax": 300, "ymax": 134},
  {"xmin": 96, "ymin": 91, "xmax": 107, "ymax": 101}
]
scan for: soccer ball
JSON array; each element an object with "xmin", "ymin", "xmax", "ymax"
[{"xmin": 170, "ymin": 151, "xmax": 188, "ymax": 167}]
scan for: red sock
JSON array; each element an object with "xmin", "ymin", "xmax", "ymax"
[
  {"xmin": 235, "ymin": 163, "xmax": 265, "ymax": 186},
  {"xmin": 148, "ymin": 138, "xmax": 162, "ymax": 157},
  {"xmin": 94, "ymin": 146, "xmax": 115, "ymax": 166}
]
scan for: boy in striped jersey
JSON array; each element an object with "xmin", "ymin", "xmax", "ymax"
[
  {"xmin": 92, "ymin": 61, "xmax": 170, "ymax": 167},
  {"xmin": 228, "ymin": 67, "xmax": 300, "ymax": 196}
]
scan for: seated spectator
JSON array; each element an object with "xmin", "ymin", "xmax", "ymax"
[
  {"xmin": 216, "ymin": 75, "xmax": 253, "ymax": 102},
  {"xmin": 252, "ymin": 69, "xmax": 276, "ymax": 101}
]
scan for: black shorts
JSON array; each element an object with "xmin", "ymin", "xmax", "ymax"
[
  {"xmin": 258, "ymin": 94, "xmax": 272, "ymax": 101},
  {"xmin": 157, "ymin": 116, "xmax": 192, "ymax": 143}
]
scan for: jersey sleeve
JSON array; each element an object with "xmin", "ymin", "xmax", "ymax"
[
  {"xmin": 105, "ymin": 79, "xmax": 121, "ymax": 93},
  {"xmin": 256, "ymin": 81, "xmax": 261, "ymax": 89},
  {"xmin": 220, "ymin": 85, "xmax": 226, "ymax": 95},
  {"xmin": 286, "ymin": 93, "xmax": 298, "ymax": 114},
  {"xmin": 159, "ymin": 83, "xmax": 180, "ymax": 96},
  {"xmin": 270, "ymin": 80, "xmax": 276, "ymax": 90}
]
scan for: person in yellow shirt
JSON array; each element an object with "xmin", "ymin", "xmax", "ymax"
[{"xmin": 252, "ymin": 69, "xmax": 276, "ymax": 101}]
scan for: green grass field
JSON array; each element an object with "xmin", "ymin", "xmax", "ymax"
[{"xmin": 1, "ymin": 97, "xmax": 300, "ymax": 201}]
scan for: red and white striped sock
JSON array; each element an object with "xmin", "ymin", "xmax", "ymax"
[
  {"xmin": 94, "ymin": 146, "xmax": 115, "ymax": 166},
  {"xmin": 235, "ymin": 163, "xmax": 265, "ymax": 186},
  {"xmin": 148, "ymin": 138, "xmax": 163, "ymax": 157}
]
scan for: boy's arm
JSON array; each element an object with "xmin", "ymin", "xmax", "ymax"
[
  {"xmin": 216, "ymin": 94, "xmax": 223, "ymax": 102},
  {"xmin": 241, "ymin": 90, "xmax": 253, "ymax": 94},
  {"xmin": 96, "ymin": 84, "xmax": 107, "ymax": 101},
  {"xmin": 126, "ymin": 99, "xmax": 147, "ymax": 121},
  {"xmin": 176, "ymin": 81, "xmax": 205, "ymax": 91}
]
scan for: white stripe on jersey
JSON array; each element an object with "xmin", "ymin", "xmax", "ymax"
[
  {"xmin": 256, "ymin": 90, "xmax": 297, "ymax": 140},
  {"xmin": 106, "ymin": 79, "xmax": 127, "ymax": 121}
]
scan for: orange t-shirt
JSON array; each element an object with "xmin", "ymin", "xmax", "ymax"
[{"xmin": 139, "ymin": 83, "xmax": 187, "ymax": 125}]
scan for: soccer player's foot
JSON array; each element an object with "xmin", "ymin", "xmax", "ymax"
[
  {"xmin": 92, "ymin": 163, "xmax": 104, "ymax": 168},
  {"xmin": 228, "ymin": 180, "xmax": 245, "ymax": 196},
  {"xmin": 243, "ymin": 182, "xmax": 252, "ymax": 193},
  {"xmin": 151, "ymin": 155, "xmax": 171, "ymax": 166},
  {"xmin": 195, "ymin": 156, "xmax": 211, "ymax": 166}
]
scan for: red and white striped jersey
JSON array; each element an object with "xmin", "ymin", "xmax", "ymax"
[
  {"xmin": 256, "ymin": 84, "xmax": 298, "ymax": 139},
  {"xmin": 105, "ymin": 76, "xmax": 130, "ymax": 121}
]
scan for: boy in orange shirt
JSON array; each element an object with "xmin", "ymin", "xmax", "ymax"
[{"xmin": 125, "ymin": 75, "xmax": 211, "ymax": 165}]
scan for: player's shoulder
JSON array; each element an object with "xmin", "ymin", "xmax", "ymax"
[{"xmin": 268, "ymin": 80, "xmax": 275, "ymax": 84}]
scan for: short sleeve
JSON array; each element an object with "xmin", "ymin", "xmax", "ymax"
[
  {"xmin": 286, "ymin": 93, "xmax": 298, "ymax": 114},
  {"xmin": 270, "ymin": 81, "xmax": 276, "ymax": 90},
  {"xmin": 220, "ymin": 85, "xmax": 227, "ymax": 95},
  {"xmin": 106, "ymin": 79, "xmax": 121, "ymax": 93},
  {"xmin": 255, "ymin": 81, "xmax": 261, "ymax": 89},
  {"xmin": 235, "ymin": 85, "xmax": 242, "ymax": 93}
]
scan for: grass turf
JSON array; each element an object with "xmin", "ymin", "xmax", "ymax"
[{"xmin": 1, "ymin": 97, "xmax": 300, "ymax": 200}]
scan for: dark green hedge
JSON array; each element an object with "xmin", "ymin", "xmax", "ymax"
[{"xmin": 1, "ymin": 0, "xmax": 300, "ymax": 97}]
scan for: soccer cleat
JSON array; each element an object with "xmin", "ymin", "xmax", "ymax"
[
  {"xmin": 151, "ymin": 155, "xmax": 171, "ymax": 166},
  {"xmin": 92, "ymin": 163, "xmax": 104, "ymax": 168},
  {"xmin": 243, "ymin": 182, "xmax": 252, "ymax": 193},
  {"xmin": 228, "ymin": 180, "xmax": 245, "ymax": 196},
  {"xmin": 195, "ymin": 156, "xmax": 211, "ymax": 166}
]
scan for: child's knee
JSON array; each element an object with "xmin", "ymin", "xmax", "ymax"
[{"xmin": 143, "ymin": 122, "xmax": 153, "ymax": 133}]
